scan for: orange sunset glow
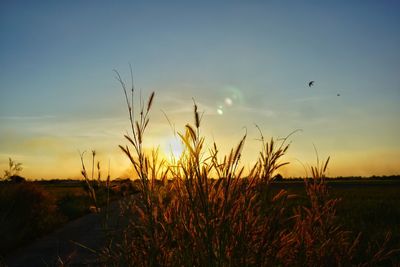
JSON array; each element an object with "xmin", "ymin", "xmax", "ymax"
[
  {"xmin": 1, "ymin": 2, "xmax": 400, "ymax": 266},
  {"xmin": 0, "ymin": 1, "xmax": 399, "ymax": 179}
]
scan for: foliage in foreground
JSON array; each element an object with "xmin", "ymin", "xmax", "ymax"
[
  {"xmin": 0, "ymin": 177, "xmax": 125, "ymax": 255},
  {"xmin": 98, "ymin": 78, "xmax": 399, "ymax": 266},
  {"xmin": 0, "ymin": 182, "xmax": 65, "ymax": 255}
]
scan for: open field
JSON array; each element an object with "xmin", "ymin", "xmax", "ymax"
[
  {"xmin": 272, "ymin": 179, "xmax": 400, "ymax": 248},
  {"xmin": 2, "ymin": 178, "xmax": 399, "ymax": 265}
]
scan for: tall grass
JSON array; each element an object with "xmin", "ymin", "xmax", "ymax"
[{"xmin": 100, "ymin": 73, "xmax": 399, "ymax": 266}]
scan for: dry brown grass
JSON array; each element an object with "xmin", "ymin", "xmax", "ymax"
[{"xmin": 98, "ymin": 73, "xmax": 399, "ymax": 266}]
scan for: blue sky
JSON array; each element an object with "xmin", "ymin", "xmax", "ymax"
[{"xmin": 1, "ymin": 1, "xmax": 399, "ymax": 178}]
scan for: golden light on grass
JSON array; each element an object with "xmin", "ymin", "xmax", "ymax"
[{"xmin": 99, "ymin": 78, "xmax": 398, "ymax": 266}]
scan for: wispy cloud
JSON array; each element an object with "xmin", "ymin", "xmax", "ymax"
[
  {"xmin": 0, "ymin": 115, "xmax": 56, "ymax": 120},
  {"xmin": 0, "ymin": 115, "xmax": 130, "ymax": 139},
  {"xmin": 238, "ymin": 106, "xmax": 276, "ymax": 118}
]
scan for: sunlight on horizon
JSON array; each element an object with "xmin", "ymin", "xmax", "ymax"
[{"xmin": 0, "ymin": 1, "xmax": 399, "ymax": 179}]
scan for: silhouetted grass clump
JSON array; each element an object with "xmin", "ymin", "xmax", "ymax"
[{"xmin": 97, "ymin": 74, "xmax": 399, "ymax": 266}]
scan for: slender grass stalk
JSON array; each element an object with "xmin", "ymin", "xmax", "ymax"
[
  {"xmin": 79, "ymin": 151, "xmax": 99, "ymax": 213},
  {"xmin": 91, "ymin": 150, "xmax": 96, "ymax": 182},
  {"xmin": 101, "ymin": 71, "xmax": 399, "ymax": 266}
]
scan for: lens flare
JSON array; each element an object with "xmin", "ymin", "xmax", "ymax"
[
  {"xmin": 225, "ymin": 97, "xmax": 233, "ymax": 106},
  {"xmin": 224, "ymin": 85, "xmax": 244, "ymax": 104}
]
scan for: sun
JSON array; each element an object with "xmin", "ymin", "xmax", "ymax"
[{"xmin": 163, "ymin": 136, "xmax": 184, "ymax": 161}]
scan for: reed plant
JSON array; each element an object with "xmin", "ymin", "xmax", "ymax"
[
  {"xmin": 80, "ymin": 151, "xmax": 100, "ymax": 213},
  {"xmin": 99, "ymin": 72, "xmax": 398, "ymax": 266},
  {"xmin": 79, "ymin": 150, "xmax": 115, "ymax": 232}
]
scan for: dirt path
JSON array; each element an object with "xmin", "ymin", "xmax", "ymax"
[{"xmin": 5, "ymin": 201, "xmax": 124, "ymax": 267}]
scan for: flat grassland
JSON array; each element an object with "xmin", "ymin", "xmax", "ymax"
[
  {"xmin": 272, "ymin": 179, "xmax": 400, "ymax": 248},
  {"xmin": 1, "ymin": 178, "xmax": 399, "ymax": 264}
]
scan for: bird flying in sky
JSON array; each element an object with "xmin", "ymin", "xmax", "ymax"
[{"xmin": 308, "ymin": 81, "xmax": 315, "ymax": 87}]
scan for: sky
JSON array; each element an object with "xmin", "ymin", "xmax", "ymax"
[{"xmin": 1, "ymin": 1, "xmax": 399, "ymax": 179}]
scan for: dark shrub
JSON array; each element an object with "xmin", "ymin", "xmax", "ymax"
[
  {"xmin": 6, "ymin": 175, "xmax": 26, "ymax": 183},
  {"xmin": 0, "ymin": 182, "xmax": 66, "ymax": 255},
  {"xmin": 57, "ymin": 194, "xmax": 90, "ymax": 220}
]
